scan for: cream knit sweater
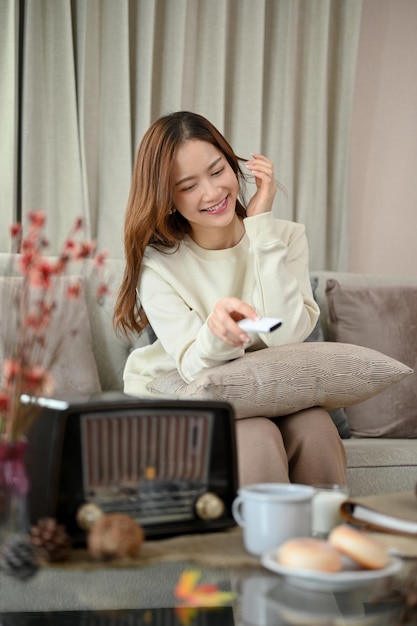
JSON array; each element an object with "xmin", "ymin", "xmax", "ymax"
[{"xmin": 124, "ymin": 212, "xmax": 319, "ymax": 396}]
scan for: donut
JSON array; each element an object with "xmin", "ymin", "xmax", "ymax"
[
  {"xmin": 277, "ymin": 538, "xmax": 343, "ymax": 572},
  {"xmin": 328, "ymin": 524, "xmax": 388, "ymax": 569}
]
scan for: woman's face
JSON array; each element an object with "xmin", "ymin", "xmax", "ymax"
[{"xmin": 171, "ymin": 139, "xmax": 240, "ymax": 246}]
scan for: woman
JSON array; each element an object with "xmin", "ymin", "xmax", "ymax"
[{"xmin": 114, "ymin": 111, "xmax": 347, "ymax": 486}]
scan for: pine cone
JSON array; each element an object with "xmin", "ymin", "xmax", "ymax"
[
  {"xmin": 0, "ymin": 534, "xmax": 39, "ymax": 580},
  {"xmin": 29, "ymin": 517, "xmax": 72, "ymax": 563}
]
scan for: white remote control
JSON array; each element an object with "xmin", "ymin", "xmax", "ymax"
[{"xmin": 237, "ymin": 317, "xmax": 283, "ymax": 333}]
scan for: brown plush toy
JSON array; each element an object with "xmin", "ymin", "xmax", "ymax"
[{"xmin": 87, "ymin": 512, "xmax": 144, "ymax": 560}]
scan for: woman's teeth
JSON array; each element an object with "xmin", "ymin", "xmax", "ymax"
[{"xmin": 205, "ymin": 198, "xmax": 226, "ymax": 212}]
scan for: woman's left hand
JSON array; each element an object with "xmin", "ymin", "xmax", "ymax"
[{"xmin": 245, "ymin": 153, "xmax": 278, "ymax": 217}]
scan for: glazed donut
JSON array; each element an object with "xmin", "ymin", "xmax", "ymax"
[
  {"xmin": 277, "ymin": 538, "xmax": 343, "ymax": 572},
  {"xmin": 328, "ymin": 524, "xmax": 388, "ymax": 569}
]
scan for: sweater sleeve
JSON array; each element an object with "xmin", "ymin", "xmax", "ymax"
[
  {"xmin": 138, "ymin": 263, "xmax": 244, "ymax": 383},
  {"xmin": 243, "ymin": 213, "xmax": 319, "ymax": 346}
]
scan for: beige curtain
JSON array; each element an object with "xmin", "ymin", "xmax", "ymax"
[
  {"xmin": 0, "ymin": 0, "xmax": 362, "ymax": 269},
  {"xmin": 0, "ymin": 0, "xmax": 19, "ymax": 251}
]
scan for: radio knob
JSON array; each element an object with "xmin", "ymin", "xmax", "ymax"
[
  {"xmin": 76, "ymin": 503, "xmax": 104, "ymax": 531},
  {"xmin": 195, "ymin": 492, "xmax": 225, "ymax": 520}
]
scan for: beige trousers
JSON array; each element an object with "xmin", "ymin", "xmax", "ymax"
[{"xmin": 235, "ymin": 407, "xmax": 347, "ymax": 487}]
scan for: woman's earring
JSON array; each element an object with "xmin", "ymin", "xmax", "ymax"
[{"xmin": 168, "ymin": 207, "xmax": 176, "ymax": 215}]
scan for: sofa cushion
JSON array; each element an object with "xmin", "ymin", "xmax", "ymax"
[
  {"xmin": 307, "ymin": 276, "xmax": 351, "ymax": 438},
  {"xmin": 305, "ymin": 277, "xmax": 325, "ymax": 342},
  {"xmin": 0, "ymin": 277, "xmax": 102, "ymax": 396},
  {"xmin": 326, "ymin": 280, "xmax": 417, "ymax": 437},
  {"xmin": 146, "ymin": 342, "xmax": 411, "ymax": 420}
]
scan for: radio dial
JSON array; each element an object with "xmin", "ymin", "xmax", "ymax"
[
  {"xmin": 76, "ymin": 502, "xmax": 104, "ymax": 531},
  {"xmin": 195, "ymin": 492, "xmax": 225, "ymax": 520}
]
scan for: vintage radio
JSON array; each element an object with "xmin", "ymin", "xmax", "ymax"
[{"xmin": 24, "ymin": 393, "xmax": 238, "ymax": 543}]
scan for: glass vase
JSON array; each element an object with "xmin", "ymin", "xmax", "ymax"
[{"xmin": 0, "ymin": 438, "xmax": 30, "ymax": 544}]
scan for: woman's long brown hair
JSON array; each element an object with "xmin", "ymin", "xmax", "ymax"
[{"xmin": 113, "ymin": 111, "xmax": 248, "ymax": 337}]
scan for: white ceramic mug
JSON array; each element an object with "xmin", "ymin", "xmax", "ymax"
[{"xmin": 232, "ymin": 483, "xmax": 315, "ymax": 556}]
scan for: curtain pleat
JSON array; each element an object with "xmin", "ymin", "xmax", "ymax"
[
  {"xmin": 21, "ymin": 0, "xmax": 83, "ymax": 246},
  {"xmin": 73, "ymin": 0, "xmax": 133, "ymax": 252},
  {"xmin": 0, "ymin": 0, "xmax": 19, "ymax": 249},
  {"xmin": 1, "ymin": 0, "xmax": 362, "ymax": 268}
]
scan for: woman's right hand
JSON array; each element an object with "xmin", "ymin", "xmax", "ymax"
[
  {"xmin": 207, "ymin": 297, "xmax": 259, "ymax": 347},
  {"xmin": 245, "ymin": 153, "xmax": 278, "ymax": 217}
]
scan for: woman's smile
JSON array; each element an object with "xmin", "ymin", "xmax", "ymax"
[{"xmin": 202, "ymin": 196, "xmax": 229, "ymax": 214}]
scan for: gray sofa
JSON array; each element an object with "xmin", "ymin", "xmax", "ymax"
[
  {"xmin": 313, "ymin": 270, "xmax": 417, "ymax": 497},
  {"xmin": 1, "ymin": 253, "xmax": 416, "ymax": 498},
  {"xmin": 93, "ymin": 262, "xmax": 417, "ymax": 498}
]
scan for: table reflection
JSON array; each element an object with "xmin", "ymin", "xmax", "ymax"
[{"xmin": 231, "ymin": 569, "xmax": 400, "ymax": 626}]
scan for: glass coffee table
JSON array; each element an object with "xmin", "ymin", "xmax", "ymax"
[
  {"xmin": 0, "ymin": 557, "xmax": 409, "ymax": 625},
  {"xmin": 1, "ymin": 491, "xmax": 415, "ymax": 624}
]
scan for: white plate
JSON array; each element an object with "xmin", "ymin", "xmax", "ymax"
[{"xmin": 260, "ymin": 549, "xmax": 403, "ymax": 592}]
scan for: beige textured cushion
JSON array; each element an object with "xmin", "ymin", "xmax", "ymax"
[
  {"xmin": 326, "ymin": 280, "xmax": 417, "ymax": 437},
  {"xmin": 146, "ymin": 342, "xmax": 412, "ymax": 419},
  {"xmin": 0, "ymin": 277, "xmax": 101, "ymax": 396},
  {"xmin": 308, "ymin": 276, "xmax": 351, "ymax": 438}
]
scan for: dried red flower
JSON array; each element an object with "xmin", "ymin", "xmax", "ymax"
[
  {"xmin": 77, "ymin": 241, "xmax": 97, "ymax": 259},
  {"xmin": 0, "ymin": 212, "xmax": 109, "ymax": 442},
  {"xmin": 10, "ymin": 224, "xmax": 22, "ymax": 239},
  {"xmin": 0, "ymin": 392, "xmax": 9, "ymax": 412},
  {"xmin": 27, "ymin": 259, "xmax": 55, "ymax": 289},
  {"xmin": 66, "ymin": 281, "xmax": 82, "ymax": 299},
  {"xmin": 94, "ymin": 251, "xmax": 108, "ymax": 268},
  {"xmin": 21, "ymin": 366, "xmax": 55, "ymax": 396},
  {"xmin": 96, "ymin": 282, "xmax": 110, "ymax": 300},
  {"xmin": 27, "ymin": 210, "xmax": 46, "ymax": 230},
  {"xmin": 73, "ymin": 217, "xmax": 83, "ymax": 232},
  {"xmin": 63, "ymin": 240, "xmax": 76, "ymax": 255},
  {"xmin": 3, "ymin": 360, "xmax": 21, "ymax": 386}
]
